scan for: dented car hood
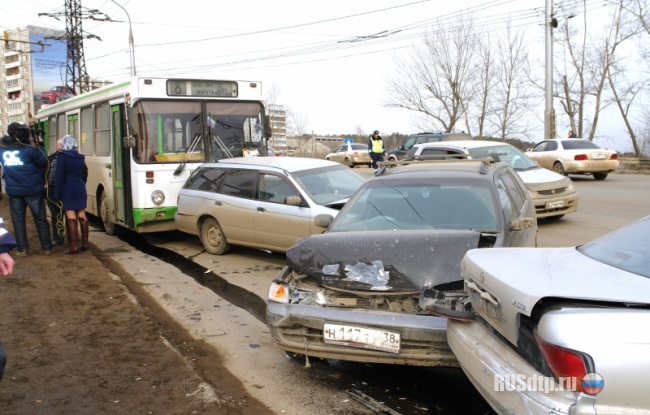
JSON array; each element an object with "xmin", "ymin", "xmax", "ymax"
[{"xmin": 286, "ymin": 230, "xmax": 481, "ymax": 292}]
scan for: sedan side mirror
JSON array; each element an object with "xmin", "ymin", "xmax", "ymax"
[
  {"xmin": 314, "ymin": 213, "xmax": 334, "ymax": 229},
  {"xmin": 285, "ymin": 195, "xmax": 304, "ymax": 207}
]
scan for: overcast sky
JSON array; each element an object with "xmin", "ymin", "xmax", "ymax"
[{"xmin": 1, "ymin": 0, "xmax": 634, "ymax": 151}]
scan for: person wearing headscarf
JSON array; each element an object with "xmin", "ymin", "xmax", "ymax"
[{"xmin": 53, "ymin": 135, "xmax": 88, "ymax": 254}]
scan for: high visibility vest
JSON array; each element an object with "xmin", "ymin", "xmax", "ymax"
[{"xmin": 371, "ymin": 139, "xmax": 383, "ymax": 153}]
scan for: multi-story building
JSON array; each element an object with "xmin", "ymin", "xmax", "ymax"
[
  {"xmin": 1, "ymin": 25, "xmax": 69, "ymax": 133},
  {"xmin": 267, "ymin": 103, "xmax": 287, "ymax": 150}
]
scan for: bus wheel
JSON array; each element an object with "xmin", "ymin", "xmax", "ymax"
[
  {"xmin": 200, "ymin": 217, "xmax": 231, "ymax": 255},
  {"xmin": 99, "ymin": 192, "xmax": 117, "ymax": 235}
]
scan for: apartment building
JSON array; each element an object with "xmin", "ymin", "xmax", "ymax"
[{"xmin": 1, "ymin": 25, "xmax": 69, "ymax": 134}]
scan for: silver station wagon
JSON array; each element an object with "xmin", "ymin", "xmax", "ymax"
[{"xmin": 174, "ymin": 157, "xmax": 367, "ymax": 255}]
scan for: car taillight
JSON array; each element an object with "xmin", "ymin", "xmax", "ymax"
[
  {"xmin": 353, "ymin": 151, "xmax": 359, "ymax": 156},
  {"xmin": 534, "ymin": 329, "xmax": 593, "ymax": 392},
  {"xmin": 610, "ymin": 153, "xmax": 618, "ymax": 160},
  {"xmin": 574, "ymin": 154, "xmax": 588, "ymax": 161}
]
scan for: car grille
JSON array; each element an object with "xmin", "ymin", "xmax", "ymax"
[{"xmin": 537, "ymin": 187, "xmax": 567, "ymax": 196}]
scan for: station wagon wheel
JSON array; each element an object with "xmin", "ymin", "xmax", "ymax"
[
  {"xmin": 200, "ymin": 217, "xmax": 231, "ymax": 255},
  {"xmin": 593, "ymin": 173, "xmax": 608, "ymax": 180},
  {"xmin": 553, "ymin": 162, "xmax": 567, "ymax": 176}
]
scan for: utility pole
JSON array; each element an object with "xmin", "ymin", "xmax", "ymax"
[
  {"xmin": 545, "ymin": 0, "xmax": 558, "ymax": 139},
  {"xmin": 39, "ymin": 1, "xmax": 105, "ymax": 95}
]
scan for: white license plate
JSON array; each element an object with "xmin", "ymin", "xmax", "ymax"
[
  {"xmin": 592, "ymin": 153, "xmax": 607, "ymax": 159},
  {"xmin": 546, "ymin": 201, "xmax": 564, "ymax": 209},
  {"xmin": 323, "ymin": 324, "xmax": 400, "ymax": 353}
]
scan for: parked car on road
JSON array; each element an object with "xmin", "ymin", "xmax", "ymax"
[
  {"xmin": 175, "ymin": 157, "xmax": 367, "ymax": 255},
  {"xmin": 267, "ymin": 146, "xmax": 280, "ymax": 156},
  {"xmin": 525, "ymin": 138, "xmax": 619, "ymax": 180},
  {"xmin": 448, "ymin": 214, "xmax": 650, "ymax": 415},
  {"xmin": 267, "ymin": 159, "xmax": 538, "ymax": 367},
  {"xmin": 40, "ymin": 86, "xmax": 74, "ymax": 104},
  {"xmin": 386, "ymin": 131, "xmax": 472, "ymax": 162},
  {"xmin": 404, "ymin": 140, "xmax": 579, "ymax": 220},
  {"xmin": 325, "ymin": 143, "xmax": 372, "ymax": 167}
]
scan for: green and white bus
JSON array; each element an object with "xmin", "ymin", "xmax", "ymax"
[{"xmin": 36, "ymin": 76, "xmax": 271, "ymax": 234}]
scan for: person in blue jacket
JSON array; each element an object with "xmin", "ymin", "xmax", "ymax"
[
  {"xmin": 0, "ymin": 122, "xmax": 52, "ymax": 256},
  {"xmin": 54, "ymin": 135, "xmax": 88, "ymax": 254},
  {"xmin": 0, "ymin": 213, "xmax": 17, "ymax": 381}
]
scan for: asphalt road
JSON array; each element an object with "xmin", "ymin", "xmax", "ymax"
[{"xmin": 92, "ymin": 169, "xmax": 650, "ymax": 415}]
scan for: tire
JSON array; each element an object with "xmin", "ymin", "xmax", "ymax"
[
  {"xmin": 343, "ymin": 158, "xmax": 352, "ymax": 167},
  {"xmin": 547, "ymin": 214, "xmax": 565, "ymax": 220},
  {"xmin": 593, "ymin": 173, "xmax": 608, "ymax": 180},
  {"xmin": 54, "ymin": 96, "xmax": 61, "ymax": 103},
  {"xmin": 99, "ymin": 191, "xmax": 117, "ymax": 235},
  {"xmin": 200, "ymin": 217, "xmax": 230, "ymax": 255},
  {"xmin": 553, "ymin": 162, "xmax": 567, "ymax": 176}
]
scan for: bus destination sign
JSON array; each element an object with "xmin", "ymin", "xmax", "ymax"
[{"xmin": 167, "ymin": 80, "xmax": 238, "ymax": 97}]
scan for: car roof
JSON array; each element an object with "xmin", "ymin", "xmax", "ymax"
[
  {"xmin": 412, "ymin": 140, "xmax": 507, "ymax": 150},
  {"xmin": 377, "ymin": 160, "xmax": 505, "ymax": 180},
  {"xmin": 208, "ymin": 156, "xmax": 341, "ymax": 172}
]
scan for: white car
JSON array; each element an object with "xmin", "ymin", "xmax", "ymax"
[
  {"xmin": 405, "ymin": 140, "xmax": 579, "ymax": 220},
  {"xmin": 448, "ymin": 215, "xmax": 650, "ymax": 415},
  {"xmin": 526, "ymin": 138, "xmax": 619, "ymax": 180}
]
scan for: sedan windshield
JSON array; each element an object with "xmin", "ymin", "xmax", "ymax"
[
  {"xmin": 578, "ymin": 216, "xmax": 650, "ymax": 278},
  {"xmin": 329, "ymin": 179, "xmax": 498, "ymax": 231}
]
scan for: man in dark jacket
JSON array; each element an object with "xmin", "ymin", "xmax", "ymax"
[{"xmin": 0, "ymin": 122, "xmax": 53, "ymax": 256}]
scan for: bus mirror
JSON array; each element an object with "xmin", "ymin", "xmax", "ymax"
[
  {"xmin": 123, "ymin": 136, "xmax": 136, "ymax": 148},
  {"xmin": 126, "ymin": 107, "xmax": 139, "ymax": 138},
  {"xmin": 264, "ymin": 116, "xmax": 272, "ymax": 138}
]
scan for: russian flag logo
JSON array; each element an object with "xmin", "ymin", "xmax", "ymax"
[
  {"xmin": 206, "ymin": 116, "xmax": 216, "ymax": 129},
  {"xmin": 581, "ymin": 373, "xmax": 604, "ymax": 395}
]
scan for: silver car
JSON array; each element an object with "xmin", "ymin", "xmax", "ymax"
[
  {"xmin": 448, "ymin": 215, "xmax": 650, "ymax": 415},
  {"xmin": 175, "ymin": 157, "xmax": 367, "ymax": 255},
  {"xmin": 325, "ymin": 143, "xmax": 372, "ymax": 168},
  {"xmin": 267, "ymin": 160, "xmax": 538, "ymax": 367},
  {"xmin": 405, "ymin": 140, "xmax": 579, "ymax": 220}
]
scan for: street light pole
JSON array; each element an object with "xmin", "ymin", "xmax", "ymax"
[
  {"xmin": 111, "ymin": 0, "xmax": 136, "ymax": 76},
  {"xmin": 544, "ymin": 0, "xmax": 556, "ymax": 139}
]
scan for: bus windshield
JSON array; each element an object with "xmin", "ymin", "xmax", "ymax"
[{"xmin": 133, "ymin": 100, "xmax": 265, "ymax": 163}]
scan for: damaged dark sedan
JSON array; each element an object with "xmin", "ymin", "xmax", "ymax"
[{"xmin": 266, "ymin": 160, "xmax": 538, "ymax": 366}]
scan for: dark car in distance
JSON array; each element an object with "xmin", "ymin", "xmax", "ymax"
[{"xmin": 386, "ymin": 131, "xmax": 473, "ymax": 162}]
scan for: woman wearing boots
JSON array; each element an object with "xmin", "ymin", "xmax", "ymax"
[{"xmin": 54, "ymin": 135, "xmax": 88, "ymax": 254}]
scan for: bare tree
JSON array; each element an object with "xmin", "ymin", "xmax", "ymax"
[
  {"xmin": 487, "ymin": 24, "xmax": 537, "ymax": 140},
  {"xmin": 470, "ymin": 31, "xmax": 496, "ymax": 138},
  {"xmin": 384, "ymin": 14, "xmax": 479, "ymax": 133}
]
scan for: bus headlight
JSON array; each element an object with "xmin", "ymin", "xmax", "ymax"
[{"xmin": 151, "ymin": 190, "xmax": 165, "ymax": 205}]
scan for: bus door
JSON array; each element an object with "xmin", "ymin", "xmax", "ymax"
[{"xmin": 111, "ymin": 104, "xmax": 132, "ymax": 228}]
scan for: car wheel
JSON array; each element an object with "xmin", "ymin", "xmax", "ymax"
[
  {"xmin": 54, "ymin": 96, "xmax": 61, "ymax": 103},
  {"xmin": 99, "ymin": 191, "xmax": 117, "ymax": 235},
  {"xmin": 343, "ymin": 158, "xmax": 352, "ymax": 167},
  {"xmin": 593, "ymin": 173, "xmax": 608, "ymax": 180},
  {"xmin": 200, "ymin": 217, "xmax": 230, "ymax": 255},
  {"xmin": 553, "ymin": 162, "xmax": 567, "ymax": 176},
  {"xmin": 547, "ymin": 214, "xmax": 564, "ymax": 220}
]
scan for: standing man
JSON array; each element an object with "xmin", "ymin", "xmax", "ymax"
[
  {"xmin": 568, "ymin": 130, "xmax": 577, "ymax": 138},
  {"xmin": 0, "ymin": 122, "xmax": 53, "ymax": 256},
  {"xmin": 368, "ymin": 130, "xmax": 385, "ymax": 174}
]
